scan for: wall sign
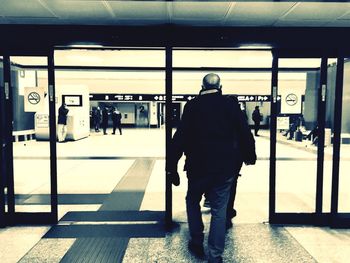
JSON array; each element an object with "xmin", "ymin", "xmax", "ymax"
[
  {"xmin": 286, "ymin": 93, "xmax": 298, "ymax": 106},
  {"xmin": 28, "ymin": 92, "xmax": 41, "ymax": 105},
  {"xmin": 63, "ymin": 95, "xmax": 83, "ymax": 107},
  {"xmin": 281, "ymin": 91, "xmax": 302, "ymax": 114},
  {"xmin": 277, "ymin": 116, "xmax": 290, "ymax": 130},
  {"xmin": 24, "ymin": 87, "xmax": 45, "ymax": 112}
]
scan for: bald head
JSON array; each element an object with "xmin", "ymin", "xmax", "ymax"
[{"xmin": 202, "ymin": 73, "xmax": 221, "ymax": 91}]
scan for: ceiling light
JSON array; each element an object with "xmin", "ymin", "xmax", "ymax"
[
  {"xmin": 238, "ymin": 44, "xmax": 272, "ymax": 49},
  {"xmin": 69, "ymin": 44, "xmax": 104, "ymax": 48}
]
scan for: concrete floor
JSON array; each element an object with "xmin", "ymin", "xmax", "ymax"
[{"xmin": 1, "ymin": 128, "xmax": 350, "ymax": 262}]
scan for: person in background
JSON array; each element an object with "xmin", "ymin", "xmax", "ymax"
[
  {"xmin": 112, "ymin": 108, "xmax": 122, "ymax": 135},
  {"xmin": 57, "ymin": 102, "xmax": 69, "ymax": 142},
  {"xmin": 93, "ymin": 106, "xmax": 102, "ymax": 132},
  {"xmin": 102, "ymin": 106, "xmax": 109, "ymax": 135},
  {"xmin": 252, "ymin": 105, "xmax": 262, "ymax": 136}
]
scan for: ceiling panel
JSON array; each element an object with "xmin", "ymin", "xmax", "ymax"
[
  {"xmin": 0, "ymin": 1, "xmax": 350, "ymax": 28},
  {"xmin": 171, "ymin": 19, "xmax": 224, "ymax": 26},
  {"xmin": 283, "ymin": 3, "xmax": 350, "ymax": 20},
  {"xmin": 115, "ymin": 19, "xmax": 168, "ymax": 26},
  {"xmin": 336, "ymin": 10, "xmax": 350, "ymax": 20},
  {"xmin": 0, "ymin": 0, "xmax": 56, "ymax": 18},
  {"xmin": 108, "ymin": 1, "xmax": 168, "ymax": 20},
  {"xmin": 274, "ymin": 20, "xmax": 328, "ymax": 27},
  {"xmin": 3, "ymin": 17, "xmax": 59, "ymax": 24},
  {"xmin": 172, "ymin": 2, "xmax": 231, "ymax": 20},
  {"xmin": 225, "ymin": 19, "xmax": 277, "ymax": 27},
  {"xmin": 43, "ymin": 0, "xmax": 112, "ymax": 19},
  {"xmin": 326, "ymin": 19, "xmax": 350, "ymax": 27},
  {"xmin": 228, "ymin": 2, "xmax": 295, "ymax": 21}
]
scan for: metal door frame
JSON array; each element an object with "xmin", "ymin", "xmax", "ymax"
[
  {"xmin": 0, "ymin": 54, "xmax": 6, "ymax": 227},
  {"xmin": 2, "ymin": 46, "xmax": 350, "ymax": 228},
  {"xmin": 269, "ymin": 50, "xmax": 339, "ymax": 225},
  {"xmin": 330, "ymin": 56, "xmax": 350, "ymax": 228},
  {"xmin": 0, "ymin": 50, "xmax": 57, "ymax": 226}
]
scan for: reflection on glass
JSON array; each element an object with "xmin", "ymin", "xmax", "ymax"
[
  {"xmin": 276, "ymin": 59, "xmax": 320, "ymax": 213},
  {"xmin": 11, "ymin": 56, "xmax": 51, "ymax": 213}
]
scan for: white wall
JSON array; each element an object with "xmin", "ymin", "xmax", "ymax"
[{"xmin": 51, "ymin": 76, "xmax": 305, "ymax": 96}]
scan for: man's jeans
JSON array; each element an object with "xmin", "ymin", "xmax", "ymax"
[
  {"xmin": 186, "ymin": 174, "xmax": 234, "ymax": 263},
  {"xmin": 57, "ymin": 124, "xmax": 67, "ymax": 142}
]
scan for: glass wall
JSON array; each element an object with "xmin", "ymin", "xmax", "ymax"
[
  {"xmin": 172, "ymin": 49, "xmax": 272, "ymax": 223},
  {"xmin": 53, "ymin": 49, "xmax": 165, "ymax": 219},
  {"xmin": 10, "ymin": 56, "xmax": 51, "ymax": 213},
  {"xmin": 275, "ymin": 59, "xmax": 320, "ymax": 213}
]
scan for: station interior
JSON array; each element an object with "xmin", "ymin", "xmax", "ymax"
[{"xmin": 1, "ymin": 1, "xmax": 350, "ymax": 262}]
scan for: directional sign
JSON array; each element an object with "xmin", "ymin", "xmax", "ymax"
[
  {"xmin": 257, "ymin": 95, "xmax": 269, "ymax": 101},
  {"xmin": 237, "ymin": 95, "xmax": 252, "ymax": 102},
  {"xmin": 89, "ymin": 94, "xmax": 276, "ymax": 102}
]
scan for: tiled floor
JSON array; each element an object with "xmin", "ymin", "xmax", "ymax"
[{"xmin": 1, "ymin": 128, "xmax": 350, "ymax": 262}]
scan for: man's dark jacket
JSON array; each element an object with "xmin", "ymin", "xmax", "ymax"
[
  {"xmin": 169, "ymin": 91, "xmax": 256, "ymax": 181},
  {"xmin": 58, "ymin": 106, "xmax": 69, "ymax": 125}
]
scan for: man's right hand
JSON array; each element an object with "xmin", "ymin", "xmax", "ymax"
[
  {"xmin": 244, "ymin": 152, "xmax": 257, "ymax": 165},
  {"xmin": 167, "ymin": 171, "xmax": 180, "ymax": 186}
]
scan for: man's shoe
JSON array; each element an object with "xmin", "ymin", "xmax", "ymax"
[
  {"xmin": 188, "ymin": 241, "xmax": 206, "ymax": 260},
  {"xmin": 226, "ymin": 220, "xmax": 233, "ymax": 230},
  {"xmin": 232, "ymin": 208, "xmax": 237, "ymax": 218}
]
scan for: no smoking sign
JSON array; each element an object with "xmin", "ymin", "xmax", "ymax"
[
  {"xmin": 28, "ymin": 92, "xmax": 41, "ymax": 105},
  {"xmin": 286, "ymin": 93, "xmax": 297, "ymax": 106}
]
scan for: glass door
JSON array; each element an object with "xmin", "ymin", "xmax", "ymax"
[
  {"xmin": 269, "ymin": 52, "xmax": 335, "ymax": 225},
  {"xmin": 330, "ymin": 57, "xmax": 350, "ymax": 227},
  {"xmin": 1, "ymin": 52, "xmax": 57, "ymax": 225}
]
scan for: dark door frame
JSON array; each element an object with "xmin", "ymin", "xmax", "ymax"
[
  {"xmin": 268, "ymin": 50, "xmax": 349, "ymax": 226},
  {"xmin": 0, "ymin": 54, "xmax": 6, "ymax": 227},
  {"xmin": 0, "ymin": 50, "xmax": 57, "ymax": 226},
  {"xmin": 2, "ymin": 46, "xmax": 350, "ymax": 228},
  {"xmin": 269, "ymin": 51, "xmax": 329, "ymax": 225},
  {"xmin": 330, "ymin": 57, "xmax": 350, "ymax": 228}
]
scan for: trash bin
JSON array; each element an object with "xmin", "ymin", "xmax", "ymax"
[
  {"xmin": 295, "ymin": 129, "xmax": 303, "ymax": 142},
  {"xmin": 325, "ymin": 128, "xmax": 332, "ymax": 147}
]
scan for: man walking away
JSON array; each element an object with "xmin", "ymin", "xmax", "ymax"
[{"xmin": 167, "ymin": 73, "xmax": 256, "ymax": 263}]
